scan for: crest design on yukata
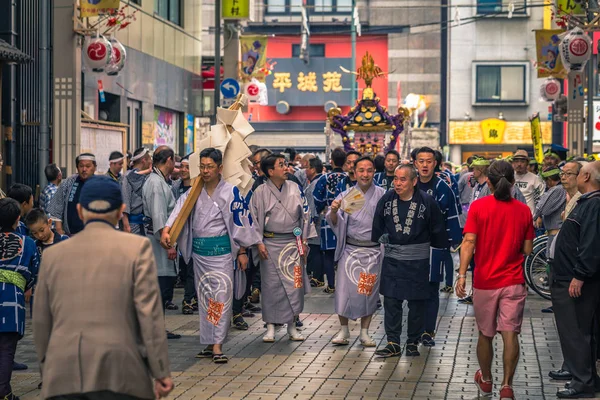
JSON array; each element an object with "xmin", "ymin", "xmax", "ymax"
[
  {"xmin": 230, "ymin": 186, "xmax": 251, "ymax": 227},
  {"xmin": 197, "ymin": 271, "xmax": 233, "ymax": 326},
  {"xmin": 277, "ymin": 242, "xmax": 302, "ymax": 283},
  {"xmin": 0, "ymin": 233, "xmax": 23, "ymax": 261},
  {"xmin": 345, "ymin": 248, "xmax": 379, "ymax": 296}
]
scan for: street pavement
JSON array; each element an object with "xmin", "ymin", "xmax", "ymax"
[{"xmin": 11, "ymin": 284, "xmax": 596, "ymax": 400}]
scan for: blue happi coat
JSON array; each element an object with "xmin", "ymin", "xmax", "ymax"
[
  {"xmin": 417, "ymin": 176, "xmax": 462, "ymax": 283},
  {"xmin": 0, "ymin": 231, "xmax": 40, "ymax": 336},
  {"xmin": 313, "ymin": 169, "xmax": 346, "ymax": 250},
  {"xmin": 335, "ymin": 175, "xmax": 356, "ymax": 197}
]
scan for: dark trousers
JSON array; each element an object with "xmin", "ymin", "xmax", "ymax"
[
  {"xmin": 158, "ymin": 276, "xmax": 176, "ymax": 310},
  {"xmin": 444, "ymin": 252, "xmax": 454, "ymax": 287},
  {"xmin": 307, "ymin": 244, "xmax": 324, "ymax": 281},
  {"xmin": 552, "ymin": 279, "xmax": 600, "ymax": 393},
  {"xmin": 232, "ymin": 296, "xmax": 243, "ymax": 316},
  {"xmin": 48, "ymin": 391, "xmax": 147, "ymax": 400},
  {"xmin": 246, "ymin": 248, "xmax": 261, "ymax": 295},
  {"xmin": 383, "ymin": 296, "xmax": 425, "ymax": 344},
  {"xmin": 323, "ymin": 249, "xmax": 336, "ymax": 288},
  {"xmin": 424, "ymin": 282, "xmax": 440, "ymax": 333},
  {"xmin": 0, "ymin": 332, "xmax": 19, "ymax": 397},
  {"xmin": 178, "ymin": 256, "xmax": 197, "ymax": 303}
]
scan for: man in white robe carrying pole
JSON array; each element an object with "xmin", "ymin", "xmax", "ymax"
[
  {"xmin": 162, "ymin": 148, "xmax": 259, "ymax": 364},
  {"xmin": 326, "ymin": 156, "xmax": 385, "ymax": 347}
]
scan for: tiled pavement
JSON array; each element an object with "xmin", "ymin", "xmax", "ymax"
[{"xmin": 11, "ymin": 286, "xmax": 597, "ymax": 399}]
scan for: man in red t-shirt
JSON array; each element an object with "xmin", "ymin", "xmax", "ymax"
[{"xmin": 456, "ymin": 160, "xmax": 534, "ymax": 400}]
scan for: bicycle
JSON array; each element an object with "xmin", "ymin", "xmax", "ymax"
[{"xmin": 524, "ymin": 234, "xmax": 551, "ymax": 300}]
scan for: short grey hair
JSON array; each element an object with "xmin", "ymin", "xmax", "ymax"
[{"xmin": 395, "ymin": 164, "xmax": 417, "ymax": 180}]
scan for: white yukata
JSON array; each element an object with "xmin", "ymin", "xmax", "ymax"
[
  {"xmin": 326, "ymin": 184, "xmax": 385, "ymax": 320},
  {"xmin": 250, "ymin": 179, "xmax": 313, "ymax": 324},
  {"xmin": 166, "ymin": 178, "xmax": 258, "ymax": 345}
]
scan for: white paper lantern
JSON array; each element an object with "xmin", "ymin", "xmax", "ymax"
[
  {"xmin": 106, "ymin": 38, "xmax": 127, "ymax": 76},
  {"xmin": 559, "ymin": 27, "xmax": 592, "ymax": 72},
  {"xmin": 540, "ymin": 78, "xmax": 561, "ymax": 102},
  {"xmin": 83, "ymin": 35, "xmax": 112, "ymax": 73}
]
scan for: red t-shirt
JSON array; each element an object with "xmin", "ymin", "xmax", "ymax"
[{"xmin": 464, "ymin": 196, "xmax": 534, "ymax": 290}]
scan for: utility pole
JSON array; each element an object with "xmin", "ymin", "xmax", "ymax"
[
  {"xmin": 213, "ymin": 0, "xmax": 221, "ymax": 125},
  {"xmin": 586, "ymin": 45, "xmax": 594, "ymax": 155},
  {"xmin": 39, "ymin": 0, "xmax": 50, "ymax": 187},
  {"xmin": 350, "ymin": 0, "xmax": 357, "ymax": 105}
]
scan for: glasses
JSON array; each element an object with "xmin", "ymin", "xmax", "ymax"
[{"xmin": 559, "ymin": 171, "xmax": 578, "ymax": 177}]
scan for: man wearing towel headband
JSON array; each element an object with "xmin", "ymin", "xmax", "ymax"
[{"xmin": 47, "ymin": 153, "xmax": 97, "ymax": 236}]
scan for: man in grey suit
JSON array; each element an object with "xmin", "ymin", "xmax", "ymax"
[{"xmin": 33, "ymin": 175, "xmax": 173, "ymax": 400}]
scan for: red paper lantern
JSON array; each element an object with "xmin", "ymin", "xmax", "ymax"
[
  {"xmin": 106, "ymin": 37, "xmax": 127, "ymax": 76},
  {"xmin": 83, "ymin": 35, "xmax": 112, "ymax": 73}
]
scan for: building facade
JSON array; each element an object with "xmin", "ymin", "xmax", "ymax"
[
  {"xmin": 448, "ymin": 0, "xmax": 550, "ymax": 163},
  {"xmin": 202, "ymin": 0, "xmax": 445, "ymax": 153},
  {"xmin": 54, "ymin": 0, "xmax": 203, "ymax": 177}
]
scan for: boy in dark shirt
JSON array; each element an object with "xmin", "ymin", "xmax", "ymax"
[{"xmin": 25, "ymin": 208, "xmax": 69, "ymax": 254}]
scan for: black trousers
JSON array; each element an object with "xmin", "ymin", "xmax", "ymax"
[
  {"xmin": 158, "ymin": 276, "xmax": 176, "ymax": 310},
  {"xmin": 423, "ymin": 282, "xmax": 440, "ymax": 334},
  {"xmin": 323, "ymin": 249, "xmax": 336, "ymax": 288},
  {"xmin": 48, "ymin": 391, "xmax": 147, "ymax": 400},
  {"xmin": 552, "ymin": 279, "xmax": 600, "ymax": 393},
  {"xmin": 307, "ymin": 244, "xmax": 324, "ymax": 281},
  {"xmin": 383, "ymin": 296, "xmax": 425, "ymax": 345},
  {"xmin": 178, "ymin": 255, "xmax": 197, "ymax": 303},
  {"xmin": 0, "ymin": 332, "xmax": 19, "ymax": 397}
]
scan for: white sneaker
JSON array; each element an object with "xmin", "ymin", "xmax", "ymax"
[
  {"xmin": 287, "ymin": 325, "xmax": 305, "ymax": 341},
  {"xmin": 332, "ymin": 331, "xmax": 350, "ymax": 345},
  {"xmin": 263, "ymin": 323, "xmax": 275, "ymax": 343}
]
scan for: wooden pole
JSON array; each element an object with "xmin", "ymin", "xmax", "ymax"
[{"xmin": 168, "ymin": 94, "xmax": 246, "ymax": 246}]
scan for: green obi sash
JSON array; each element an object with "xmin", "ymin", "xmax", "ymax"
[
  {"xmin": 0, "ymin": 269, "xmax": 27, "ymax": 292},
  {"xmin": 193, "ymin": 235, "xmax": 232, "ymax": 257}
]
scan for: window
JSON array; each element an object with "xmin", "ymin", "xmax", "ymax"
[
  {"xmin": 130, "ymin": 0, "xmax": 141, "ymax": 5},
  {"xmin": 474, "ymin": 63, "xmax": 528, "ymax": 104},
  {"xmin": 266, "ymin": 0, "xmax": 351, "ymax": 14},
  {"xmin": 477, "ymin": 0, "xmax": 527, "ymax": 15},
  {"xmin": 155, "ymin": 0, "xmax": 181, "ymax": 25},
  {"xmin": 292, "ymin": 44, "xmax": 325, "ymax": 58}
]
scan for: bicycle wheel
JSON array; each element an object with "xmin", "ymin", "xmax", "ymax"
[
  {"xmin": 524, "ymin": 235, "xmax": 547, "ymax": 288},
  {"xmin": 526, "ymin": 243, "xmax": 551, "ymax": 300}
]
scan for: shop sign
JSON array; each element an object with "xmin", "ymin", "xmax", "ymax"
[
  {"xmin": 449, "ymin": 119, "xmax": 552, "ymax": 145},
  {"xmin": 266, "ymin": 58, "xmax": 353, "ymax": 107},
  {"xmin": 222, "ymin": 0, "xmax": 250, "ymax": 19},
  {"xmin": 154, "ymin": 108, "xmax": 178, "ymax": 150},
  {"xmin": 184, "ymin": 114, "xmax": 195, "ymax": 155},
  {"xmin": 80, "ymin": 0, "xmax": 121, "ymax": 18}
]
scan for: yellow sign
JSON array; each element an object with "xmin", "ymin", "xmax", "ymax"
[
  {"xmin": 530, "ymin": 114, "xmax": 544, "ymax": 164},
  {"xmin": 535, "ymin": 30, "xmax": 566, "ymax": 79},
  {"xmin": 449, "ymin": 119, "xmax": 552, "ymax": 145},
  {"xmin": 480, "ymin": 118, "xmax": 507, "ymax": 145},
  {"xmin": 273, "ymin": 71, "xmax": 346, "ymax": 93},
  {"xmin": 80, "ymin": 0, "xmax": 120, "ymax": 18},
  {"xmin": 555, "ymin": 0, "xmax": 585, "ymax": 15},
  {"xmin": 223, "ymin": 0, "xmax": 250, "ymax": 19},
  {"xmin": 141, "ymin": 122, "xmax": 154, "ymax": 146}
]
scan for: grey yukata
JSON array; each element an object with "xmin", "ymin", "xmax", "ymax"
[
  {"xmin": 166, "ymin": 179, "xmax": 259, "ymax": 345},
  {"xmin": 142, "ymin": 170, "xmax": 176, "ymax": 277},
  {"xmin": 250, "ymin": 179, "xmax": 313, "ymax": 324},
  {"xmin": 122, "ymin": 169, "xmax": 147, "ymax": 235},
  {"xmin": 326, "ymin": 184, "xmax": 385, "ymax": 320}
]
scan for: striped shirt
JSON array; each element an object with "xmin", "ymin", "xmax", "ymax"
[{"xmin": 534, "ymin": 184, "xmax": 566, "ymax": 231}]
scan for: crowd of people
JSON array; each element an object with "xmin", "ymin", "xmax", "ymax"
[{"xmin": 0, "ymin": 143, "xmax": 598, "ymax": 400}]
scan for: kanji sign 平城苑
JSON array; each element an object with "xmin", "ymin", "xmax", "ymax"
[
  {"xmin": 266, "ymin": 58, "xmax": 353, "ymax": 106},
  {"xmin": 222, "ymin": 0, "xmax": 250, "ymax": 19}
]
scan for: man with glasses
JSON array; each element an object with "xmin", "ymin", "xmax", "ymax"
[{"xmin": 534, "ymin": 167, "xmax": 565, "ymax": 250}]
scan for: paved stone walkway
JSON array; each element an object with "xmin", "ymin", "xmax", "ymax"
[{"xmin": 11, "ymin": 286, "xmax": 596, "ymax": 399}]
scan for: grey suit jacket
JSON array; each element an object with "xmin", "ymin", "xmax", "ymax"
[{"xmin": 33, "ymin": 221, "xmax": 170, "ymax": 400}]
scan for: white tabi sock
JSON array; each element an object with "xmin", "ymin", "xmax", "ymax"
[
  {"xmin": 265, "ymin": 323, "xmax": 275, "ymax": 337},
  {"xmin": 287, "ymin": 323, "xmax": 299, "ymax": 336},
  {"xmin": 360, "ymin": 328, "xmax": 370, "ymax": 341},
  {"xmin": 341, "ymin": 325, "xmax": 350, "ymax": 338}
]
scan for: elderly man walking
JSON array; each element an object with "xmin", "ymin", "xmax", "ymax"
[{"xmin": 33, "ymin": 176, "xmax": 173, "ymax": 400}]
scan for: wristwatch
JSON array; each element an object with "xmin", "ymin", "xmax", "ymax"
[{"xmin": 456, "ymin": 274, "xmax": 467, "ymax": 279}]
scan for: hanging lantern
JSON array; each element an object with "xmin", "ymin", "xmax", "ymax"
[
  {"xmin": 106, "ymin": 37, "xmax": 127, "ymax": 76},
  {"xmin": 559, "ymin": 27, "xmax": 592, "ymax": 72},
  {"xmin": 83, "ymin": 34, "xmax": 112, "ymax": 73},
  {"xmin": 540, "ymin": 78, "xmax": 561, "ymax": 102}
]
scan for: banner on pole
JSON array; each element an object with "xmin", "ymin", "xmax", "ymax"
[
  {"xmin": 535, "ymin": 30, "xmax": 567, "ymax": 79},
  {"xmin": 239, "ymin": 36, "xmax": 268, "ymax": 83},
  {"xmin": 530, "ymin": 113, "xmax": 544, "ymax": 164},
  {"xmin": 80, "ymin": 0, "xmax": 120, "ymax": 18}
]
